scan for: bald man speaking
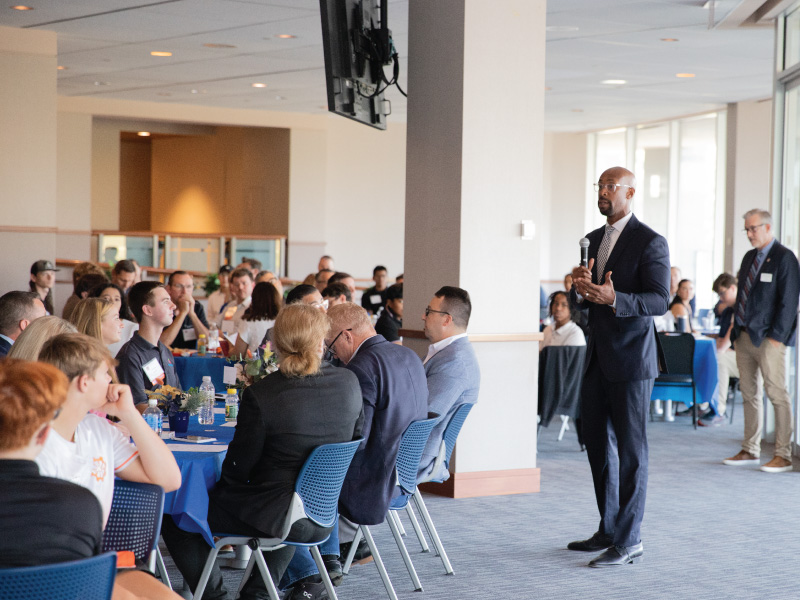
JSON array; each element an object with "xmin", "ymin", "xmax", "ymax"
[{"xmin": 568, "ymin": 167, "xmax": 670, "ymax": 567}]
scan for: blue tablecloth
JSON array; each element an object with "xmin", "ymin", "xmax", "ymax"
[
  {"xmin": 174, "ymin": 355, "xmax": 229, "ymax": 391},
  {"xmin": 651, "ymin": 337, "xmax": 719, "ymax": 412},
  {"xmin": 163, "ymin": 409, "xmax": 234, "ymax": 546}
]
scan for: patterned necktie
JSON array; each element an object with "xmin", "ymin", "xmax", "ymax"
[
  {"xmin": 595, "ymin": 225, "xmax": 615, "ymax": 284},
  {"xmin": 736, "ymin": 251, "xmax": 762, "ymax": 325}
]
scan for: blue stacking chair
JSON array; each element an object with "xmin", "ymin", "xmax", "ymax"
[
  {"xmin": 409, "ymin": 402, "xmax": 474, "ymax": 574},
  {"xmin": 653, "ymin": 332, "xmax": 698, "ymax": 428},
  {"xmin": 193, "ymin": 438, "xmax": 362, "ymax": 600},
  {"xmin": 342, "ymin": 413, "xmax": 439, "ymax": 600},
  {"xmin": 0, "ymin": 551, "xmax": 117, "ymax": 600},
  {"xmin": 101, "ymin": 480, "xmax": 169, "ymax": 585}
]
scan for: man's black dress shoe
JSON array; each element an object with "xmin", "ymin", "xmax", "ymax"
[
  {"xmin": 588, "ymin": 543, "xmax": 643, "ymax": 567},
  {"xmin": 567, "ymin": 532, "xmax": 613, "ymax": 552}
]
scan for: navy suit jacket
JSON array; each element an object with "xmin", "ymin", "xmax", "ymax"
[
  {"xmin": 339, "ymin": 335, "xmax": 428, "ymax": 525},
  {"xmin": 418, "ymin": 337, "xmax": 480, "ymax": 481},
  {"xmin": 571, "ymin": 214, "xmax": 670, "ymax": 382},
  {"xmin": 732, "ymin": 240, "xmax": 800, "ymax": 348},
  {"xmin": 0, "ymin": 337, "xmax": 11, "ymax": 358}
]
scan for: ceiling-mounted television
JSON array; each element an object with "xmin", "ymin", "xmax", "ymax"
[{"xmin": 319, "ymin": 0, "xmax": 399, "ymax": 130}]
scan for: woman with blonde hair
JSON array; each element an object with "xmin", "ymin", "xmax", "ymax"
[
  {"xmin": 161, "ymin": 303, "xmax": 364, "ymax": 600},
  {"xmin": 69, "ymin": 297, "xmax": 123, "ymax": 348},
  {"xmin": 7, "ymin": 316, "xmax": 76, "ymax": 361}
]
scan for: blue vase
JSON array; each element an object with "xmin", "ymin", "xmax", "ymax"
[{"xmin": 169, "ymin": 411, "xmax": 190, "ymax": 438}]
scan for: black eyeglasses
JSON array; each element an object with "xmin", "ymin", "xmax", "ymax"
[
  {"xmin": 425, "ymin": 307, "xmax": 450, "ymax": 317},
  {"xmin": 325, "ymin": 328, "xmax": 352, "ymax": 359},
  {"xmin": 743, "ymin": 223, "xmax": 766, "ymax": 234}
]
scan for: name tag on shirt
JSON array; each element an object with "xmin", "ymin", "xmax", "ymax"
[
  {"xmin": 183, "ymin": 327, "xmax": 197, "ymax": 341},
  {"xmin": 223, "ymin": 305, "xmax": 237, "ymax": 320},
  {"xmin": 142, "ymin": 358, "xmax": 165, "ymax": 386},
  {"xmin": 761, "ymin": 272, "xmax": 773, "ymax": 283},
  {"xmin": 370, "ymin": 294, "xmax": 382, "ymax": 304}
]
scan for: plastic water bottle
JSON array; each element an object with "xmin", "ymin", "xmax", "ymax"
[
  {"xmin": 225, "ymin": 389, "xmax": 239, "ymax": 422},
  {"xmin": 197, "ymin": 334, "xmax": 207, "ymax": 356},
  {"xmin": 199, "ymin": 376, "xmax": 215, "ymax": 425},
  {"xmin": 208, "ymin": 323, "xmax": 220, "ymax": 352},
  {"xmin": 143, "ymin": 399, "xmax": 162, "ymax": 436}
]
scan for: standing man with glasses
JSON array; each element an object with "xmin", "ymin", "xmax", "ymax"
[
  {"xmin": 569, "ymin": 167, "xmax": 670, "ymax": 567},
  {"xmin": 723, "ymin": 209, "xmax": 800, "ymax": 472}
]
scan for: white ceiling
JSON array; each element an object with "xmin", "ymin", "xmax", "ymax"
[{"xmin": 0, "ymin": 0, "xmax": 779, "ymax": 132}]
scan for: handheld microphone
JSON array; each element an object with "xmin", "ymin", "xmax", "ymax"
[{"xmin": 579, "ymin": 238, "xmax": 590, "ymax": 268}]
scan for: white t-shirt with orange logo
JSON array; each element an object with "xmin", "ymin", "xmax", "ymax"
[{"xmin": 36, "ymin": 413, "xmax": 139, "ymax": 525}]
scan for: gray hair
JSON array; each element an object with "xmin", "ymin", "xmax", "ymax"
[{"xmin": 743, "ymin": 209, "xmax": 772, "ymax": 225}]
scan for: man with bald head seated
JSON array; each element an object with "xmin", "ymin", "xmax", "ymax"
[{"xmin": 569, "ymin": 167, "xmax": 670, "ymax": 567}]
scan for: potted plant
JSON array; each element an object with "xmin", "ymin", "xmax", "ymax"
[{"xmin": 145, "ymin": 385, "xmax": 205, "ymax": 438}]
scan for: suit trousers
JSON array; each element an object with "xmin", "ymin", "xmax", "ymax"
[
  {"xmin": 580, "ymin": 354, "xmax": 653, "ymax": 548},
  {"xmin": 734, "ymin": 331, "xmax": 793, "ymax": 461},
  {"xmin": 716, "ymin": 349, "xmax": 742, "ymax": 415}
]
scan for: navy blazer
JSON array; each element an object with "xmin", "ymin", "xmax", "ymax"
[
  {"xmin": 339, "ymin": 335, "xmax": 428, "ymax": 525},
  {"xmin": 571, "ymin": 214, "xmax": 670, "ymax": 382},
  {"xmin": 0, "ymin": 337, "xmax": 11, "ymax": 358},
  {"xmin": 732, "ymin": 240, "xmax": 800, "ymax": 348}
]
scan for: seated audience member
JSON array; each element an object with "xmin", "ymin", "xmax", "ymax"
[
  {"xmin": 232, "ymin": 281, "xmax": 282, "ymax": 357},
  {"xmin": 7, "ymin": 316, "xmax": 77, "ymax": 361},
  {"xmin": 564, "ymin": 273, "xmax": 574, "ymax": 291},
  {"xmin": 237, "ymin": 257, "xmax": 262, "ymax": 279},
  {"xmin": 206, "ymin": 265, "xmax": 233, "ymax": 322},
  {"xmin": 116, "ymin": 281, "xmax": 181, "ymax": 408},
  {"xmin": 541, "ymin": 291, "xmax": 587, "ymax": 350},
  {"xmin": 322, "ymin": 282, "xmax": 351, "ymax": 308},
  {"xmin": 216, "ymin": 268, "xmax": 255, "ymax": 337},
  {"xmin": 161, "ymin": 304, "xmax": 363, "ymax": 600},
  {"xmin": 329, "ymin": 272, "xmax": 357, "ymax": 298},
  {"xmin": 375, "ymin": 283, "xmax": 403, "ymax": 343},
  {"xmin": 325, "ymin": 303, "xmax": 427, "ymax": 558},
  {"xmin": 29, "ymin": 259, "xmax": 59, "ymax": 315},
  {"xmin": 0, "ymin": 291, "xmax": 46, "ymax": 357},
  {"xmin": 37, "ymin": 333, "xmax": 181, "ymax": 524},
  {"xmin": 395, "ymin": 273, "xmax": 404, "ymax": 284},
  {"xmin": 130, "ymin": 258, "xmax": 143, "ymax": 284},
  {"xmin": 0, "ymin": 359, "xmax": 182, "ymax": 600},
  {"xmin": 256, "ymin": 269, "xmax": 285, "ymax": 297},
  {"xmin": 161, "ymin": 271, "xmax": 209, "ymax": 350},
  {"xmin": 287, "ymin": 284, "xmax": 327, "ymax": 309},
  {"xmin": 69, "ymin": 298, "xmax": 124, "ymax": 363},
  {"xmin": 361, "ymin": 265, "xmax": 389, "ymax": 315},
  {"xmin": 111, "ymin": 259, "xmax": 137, "ymax": 294},
  {"xmin": 418, "ymin": 286, "xmax": 480, "ymax": 481},
  {"xmin": 669, "ymin": 278, "xmax": 695, "ymax": 332},
  {"xmin": 318, "ymin": 255, "xmax": 335, "ymax": 272},
  {"xmin": 315, "ymin": 269, "xmax": 335, "ymax": 292},
  {"xmin": 701, "ymin": 273, "xmax": 741, "ymax": 426},
  {"xmin": 91, "ymin": 282, "xmax": 138, "ymax": 356},
  {"xmin": 62, "ymin": 262, "xmax": 107, "ymax": 321}
]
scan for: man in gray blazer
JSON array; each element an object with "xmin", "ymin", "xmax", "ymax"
[{"xmin": 418, "ymin": 286, "xmax": 480, "ymax": 481}]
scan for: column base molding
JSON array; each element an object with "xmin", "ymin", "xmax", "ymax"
[{"xmin": 418, "ymin": 467, "xmax": 540, "ymax": 498}]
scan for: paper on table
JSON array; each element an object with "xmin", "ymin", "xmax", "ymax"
[
  {"xmin": 220, "ymin": 421, "xmax": 237, "ymax": 427},
  {"xmin": 223, "ymin": 366, "xmax": 237, "ymax": 386},
  {"xmin": 214, "ymin": 407, "xmax": 225, "ymax": 414},
  {"xmin": 166, "ymin": 444, "xmax": 228, "ymax": 452}
]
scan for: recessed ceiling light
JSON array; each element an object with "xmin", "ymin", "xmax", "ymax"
[
  {"xmin": 137, "ymin": 132, "xmax": 151, "ymax": 137},
  {"xmin": 93, "ymin": 81, "xmax": 110, "ymax": 86},
  {"xmin": 203, "ymin": 43, "xmax": 237, "ymax": 49},
  {"xmin": 191, "ymin": 89, "xmax": 199, "ymax": 94},
  {"xmin": 601, "ymin": 79, "xmax": 627, "ymax": 85},
  {"xmin": 544, "ymin": 86, "xmax": 552, "ymax": 91},
  {"xmin": 11, "ymin": 5, "xmax": 33, "ymax": 10},
  {"xmin": 661, "ymin": 38, "xmax": 679, "ymax": 42},
  {"xmin": 57, "ymin": 65, "xmax": 67, "ymax": 71},
  {"xmin": 546, "ymin": 25, "xmax": 579, "ymax": 32},
  {"xmin": 676, "ymin": 73, "xmax": 695, "ymax": 78},
  {"xmin": 571, "ymin": 109, "xmax": 584, "ymax": 113},
  {"xmin": 276, "ymin": 34, "xmax": 296, "ymax": 39},
  {"xmin": 274, "ymin": 95, "xmax": 285, "ymax": 100},
  {"xmin": 150, "ymin": 51, "xmax": 172, "ymax": 57},
  {"xmin": 252, "ymin": 83, "xmax": 267, "ymax": 88}
]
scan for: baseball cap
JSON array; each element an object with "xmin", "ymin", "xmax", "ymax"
[
  {"xmin": 31, "ymin": 260, "xmax": 60, "ymax": 275},
  {"xmin": 219, "ymin": 265, "xmax": 233, "ymax": 275}
]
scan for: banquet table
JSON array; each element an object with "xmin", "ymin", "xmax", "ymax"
[
  {"xmin": 173, "ymin": 354, "xmax": 229, "ymax": 392},
  {"xmin": 650, "ymin": 336, "xmax": 719, "ymax": 413}
]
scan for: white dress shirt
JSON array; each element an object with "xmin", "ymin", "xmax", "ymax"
[{"xmin": 424, "ymin": 333, "xmax": 468, "ymax": 365}]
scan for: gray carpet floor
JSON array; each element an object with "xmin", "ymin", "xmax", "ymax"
[{"xmin": 162, "ymin": 406, "xmax": 800, "ymax": 599}]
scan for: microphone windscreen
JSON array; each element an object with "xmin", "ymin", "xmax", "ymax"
[{"xmin": 579, "ymin": 238, "xmax": 590, "ymax": 249}]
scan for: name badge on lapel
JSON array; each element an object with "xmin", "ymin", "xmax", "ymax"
[{"xmin": 761, "ymin": 272, "xmax": 773, "ymax": 283}]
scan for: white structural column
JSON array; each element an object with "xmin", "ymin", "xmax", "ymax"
[{"xmin": 403, "ymin": 1, "xmax": 546, "ymax": 497}]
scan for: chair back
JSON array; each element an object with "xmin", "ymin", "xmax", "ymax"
[
  {"xmin": 102, "ymin": 480, "xmax": 164, "ymax": 564},
  {"xmin": 396, "ymin": 413, "xmax": 440, "ymax": 495},
  {"xmin": 295, "ymin": 438, "xmax": 362, "ymax": 528},
  {"xmin": 657, "ymin": 332, "xmax": 695, "ymax": 376},
  {"xmin": 441, "ymin": 403, "xmax": 474, "ymax": 471},
  {"xmin": 0, "ymin": 551, "xmax": 116, "ymax": 600}
]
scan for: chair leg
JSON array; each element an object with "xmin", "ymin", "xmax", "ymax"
[
  {"xmin": 361, "ymin": 526, "xmax": 399, "ymax": 600},
  {"xmin": 341, "ymin": 527, "xmax": 363, "ymax": 574},
  {"xmin": 692, "ymin": 388, "xmax": 697, "ymax": 430},
  {"xmin": 557, "ymin": 416, "xmax": 569, "ymax": 441},
  {"xmin": 311, "ymin": 545, "xmax": 339, "ymax": 600},
  {"xmin": 391, "ymin": 509, "xmax": 407, "ymax": 537},
  {"xmin": 404, "ymin": 504, "xmax": 430, "ymax": 553},
  {"xmin": 387, "ymin": 509, "xmax": 423, "ymax": 591},
  {"xmin": 412, "ymin": 493, "xmax": 454, "ymax": 575},
  {"xmin": 250, "ymin": 543, "xmax": 281, "ymax": 600},
  {"xmin": 155, "ymin": 546, "xmax": 171, "ymax": 590},
  {"xmin": 192, "ymin": 544, "xmax": 223, "ymax": 600}
]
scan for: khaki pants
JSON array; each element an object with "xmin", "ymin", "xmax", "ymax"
[
  {"xmin": 716, "ymin": 349, "xmax": 740, "ymax": 416},
  {"xmin": 735, "ymin": 332, "xmax": 793, "ymax": 461}
]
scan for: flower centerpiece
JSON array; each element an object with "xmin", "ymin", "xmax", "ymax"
[
  {"xmin": 144, "ymin": 385, "xmax": 205, "ymax": 437},
  {"xmin": 229, "ymin": 342, "xmax": 279, "ymax": 390}
]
